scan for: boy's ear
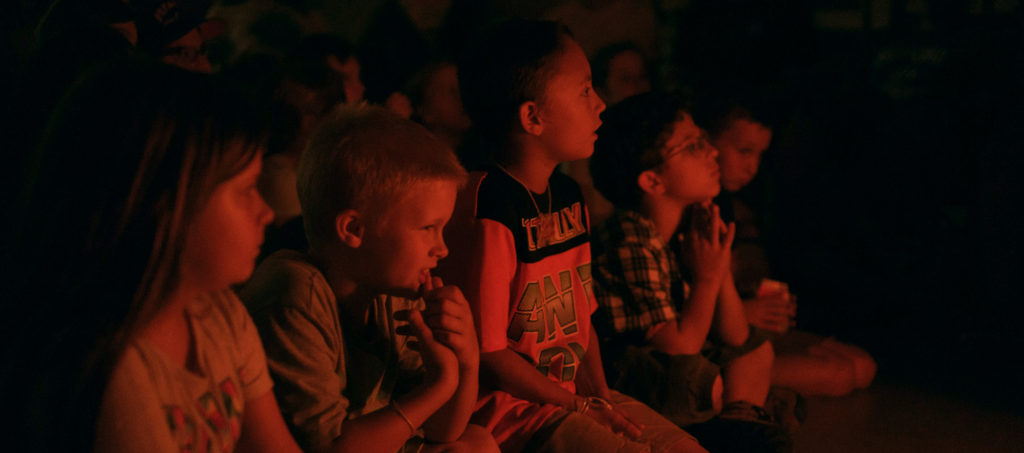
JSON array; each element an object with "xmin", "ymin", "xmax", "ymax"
[
  {"xmin": 518, "ymin": 101, "xmax": 544, "ymax": 136},
  {"xmin": 637, "ymin": 169, "xmax": 664, "ymax": 196},
  {"xmin": 334, "ymin": 209, "xmax": 365, "ymax": 248}
]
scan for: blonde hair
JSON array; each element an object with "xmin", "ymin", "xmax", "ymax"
[{"xmin": 298, "ymin": 104, "xmax": 467, "ymax": 248}]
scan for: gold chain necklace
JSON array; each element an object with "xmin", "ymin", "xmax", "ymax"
[{"xmin": 494, "ymin": 163, "xmax": 552, "ymax": 218}]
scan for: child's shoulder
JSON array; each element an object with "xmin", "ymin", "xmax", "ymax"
[
  {"xmin": 466, "ymin": 168, "xmax": 522, "ymax": 221},
  {"xmin": 240, "ymin": 249, "xmax": 333, "ymax": 315}
]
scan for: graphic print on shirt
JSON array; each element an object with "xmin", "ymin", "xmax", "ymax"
[
  {"xmin": 523, "ymin": 202, "xmax": 587, "ymax": 251},
  {"xmin": 508, "ymin": 264, "xmax": 594, "ymax": 382},
  {"xmin": 164, "ymin": 377, "xmax": 243, "ymax": 453}
]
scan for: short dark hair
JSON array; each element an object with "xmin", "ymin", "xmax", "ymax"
[
  {"xmin": 591, "ymin": 41, "xmax": 645, "ymax": 91},
  {"xmin": 693, "ymin": 81, "xmax": 778, "ymax": 139},
  {"xmin": 591, "ymin": 92, "xmax": 692, "ymax": 210},
  {"xmin": 457, "ymin": 19, "xmax": 572, "ymax": 142}
]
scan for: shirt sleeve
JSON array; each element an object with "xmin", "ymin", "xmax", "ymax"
[
  {"xmin": 242, "ymin": 264, "xmax": 349, "ymax": 452},
  {"xmin": 465, "ymin": 217, "xmax": 518, "ymax": 353}
]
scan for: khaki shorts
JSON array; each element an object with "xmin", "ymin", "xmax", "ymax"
[{"xmin": 523, "ymin": 391, "xmax": 707, "ymax": 453}]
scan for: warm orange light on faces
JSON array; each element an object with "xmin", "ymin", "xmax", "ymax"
[
  {"xmin": 356, "ymin": 179, "xmax": 459, "ymax": 298},
  {"xmin": 655, "ymin": 113, "xmax": 722, "ymax": 204},
  {"xmin": 712, "ymin": 118, "xmax": 773, "ymax": 192},
  {"xmin": 537, "ymin": 38, "xmax": 607, "ymax": 163},
  {"xmin": 180, "ymin": 154, "xmax": 274, "ymax": 292}
]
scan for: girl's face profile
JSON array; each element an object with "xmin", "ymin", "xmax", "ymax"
[{"xmin": 180, "ymin": 152, "xmax": 274, "ymax": 292}]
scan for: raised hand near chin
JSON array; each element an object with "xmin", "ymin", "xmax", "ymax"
[
  {"xmin": 395, "ymin": 307, "xmax": 459, "ymax": 392},
  {"xmin": 419, "ymin": 275, "xmax": 480, "ymax": 368}
]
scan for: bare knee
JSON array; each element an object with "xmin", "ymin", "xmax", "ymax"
[
  {"xmin": 851, "ymin": 351, "xmax": 877, "ymax": 389},
  {"xmin": 821, "ymin": 339, "xmax": 877, "ymax": 390},
  {"xmin": 817, "ymin": 357, "xmax": 859, "ymax": 396}
]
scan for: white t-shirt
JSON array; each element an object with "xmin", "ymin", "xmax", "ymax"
[{"xmin": 95, "ymin": 290, "xmax": 273, "ymax": 453}]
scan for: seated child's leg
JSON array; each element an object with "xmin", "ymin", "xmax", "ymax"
[
  {"xmin": 420, "ymin": 424, "xmax": 499, "ymax": 453},
  {"xmin": 771, "ymin": 330, "xmax": 874, "ymax": 396},
  {"xmin": 771, "ymin": 350, "xmax": 857, "ymax": 397},
  {"xmin": 818, "ymin": 337, "xmax": 877, "ymax": 389},
  {"xmin": 526, "ymin": 401, "xmax": 708, "ymax": 453},
  {"xmin": 722, "ymin": 341, "xmax": 774, "ymax": 406},
  {"xmin": 610, "ymin": 392, "xmax": 709, "ymax": 453}
]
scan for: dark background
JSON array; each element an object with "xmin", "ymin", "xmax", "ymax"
[{"xmin": 4, "ymin": 0, "xmax": 1022, "ymax": 415}]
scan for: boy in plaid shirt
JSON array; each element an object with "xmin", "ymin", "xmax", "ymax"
[{"xmin": 589, "ymin": 93, "xmax": 791, "ymax": 452}]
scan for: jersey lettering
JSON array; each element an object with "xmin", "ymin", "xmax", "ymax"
[
  {"xmin": 523, "ymin": 202, "xmax": 587, "ymax": 251},
  {"xmin": 507, "ymin": 270, "xmax": 580, "ymax": 343},
  {"xmin": 536, "ymin": 342, "xmax": 587, "ymax": 381}
]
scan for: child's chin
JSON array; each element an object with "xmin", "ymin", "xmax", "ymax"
[{"xmin": 386, "ymin": 284, "xmax": 421, "ymax": 300}]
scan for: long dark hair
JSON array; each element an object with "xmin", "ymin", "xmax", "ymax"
[{"xmin": 1, "ymin": 58, "xmax": 267, "ymax": 451}]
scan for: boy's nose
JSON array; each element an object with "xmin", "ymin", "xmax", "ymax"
[
  {"xmin": 257, "ymin": 195, "xmax": 274, "ymax": 227},
  {"xmin": 433, "ymin": 239, "xmax": 449, "ymax": 260}
]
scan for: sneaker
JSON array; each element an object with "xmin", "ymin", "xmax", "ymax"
[
  {"xmin": 764, "ymin": 387, "xmax": 807, "ymax": 437},
  {"xmin": 686, "ymin": 401, "xmax": 793, "ymax": 453}
]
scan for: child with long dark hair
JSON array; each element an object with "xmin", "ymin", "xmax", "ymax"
[{"xmin": 1, "ymin": 59, "xmax": 302, "ymax": 453}]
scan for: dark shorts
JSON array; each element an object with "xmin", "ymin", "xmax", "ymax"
[
  {"xmin": 702, "ymin": 326, "xmax": 774, "ymax": 365},
  {"xmin": 609, "ymin": 326, "xmax": 772, "ymax": 427}
]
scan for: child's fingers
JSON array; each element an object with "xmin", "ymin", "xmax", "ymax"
[
  {"xmin": 405, "ymin": 309, "xmax": 435, "ymax": 342},
  {"xmin": 419, "ymin": 272, "xmax": 434, "ymax": 296},
  {"xmin": 722, "ymin": 222, "xmax": 736, "ymax": 248},
  {"xmin": 611, "ymin": 408, "xmax": 644, "ymax": 440},
  {"xmin": 710, "ymin": 211, "xmax": 720, "ymax": 245},
  {"xmin": 421, "ymin": 310, "xmax": 468, "ymax": 335},
  {"xmin": 393, "ymin": 309, "xmax": 413, "ymax": 321},
  {"xmin": 432, "ymin": 276, "xmax": 444, "ymax": 288}
]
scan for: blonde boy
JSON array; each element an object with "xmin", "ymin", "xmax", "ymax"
[{"xmin": 241, "ymin": 106, "xmax": 496, "ymax": 453}]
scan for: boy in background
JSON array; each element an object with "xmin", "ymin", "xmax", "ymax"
[
  {"xmin": 589, "ymin": 92, "xmax": 791, "ymax": 452},
  {"xmin": 698, "ymin": 93, "xmax": 876, "ymax": 398},
  {"xmin": 441, "ymin": 19, "xmax": 706, "ymax": 453},
  {"xmin": 241, "ymin": 106, "xmax": 497, "ymax": 453}
]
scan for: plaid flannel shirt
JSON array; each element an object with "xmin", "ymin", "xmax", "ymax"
[{"xmin": 592, "ymin": 209, "xmax": 690, "ymax": 337}]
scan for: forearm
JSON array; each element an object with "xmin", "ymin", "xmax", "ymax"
[
  {"xmin": 421, "ymin": 361, "xmax": 479, "ymax": 442},
  {"xmin": 575, "ymin": 329, "xmax": 612, "ymax": 400},
  {"xmin": 713, "ymin": 272, "xmax": 750, "ymax": 346},
  {"xmin": 323, "ymin": 377, "xmax": 457, "ymax": 453},
  {"xmin": 481, "ymin": 348, "xmax": 578, "ymax": 409},
  {"xmin": 654, "ymin": 279, "xmax": 719, "ymax": 354}
]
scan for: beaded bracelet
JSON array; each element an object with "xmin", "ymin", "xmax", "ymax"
[{"xmin": 389, "ymin": 400, "xmax": 416, "ymax": 434}]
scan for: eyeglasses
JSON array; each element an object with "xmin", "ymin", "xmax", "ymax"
[{"xmin": 663, "ymin": 131, "xmax": 715, "ymax": 160}]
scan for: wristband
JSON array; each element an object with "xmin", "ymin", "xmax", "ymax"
[{"xmin": 389, "ymin": 400, "xmax": 416, "ymax": 434}]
